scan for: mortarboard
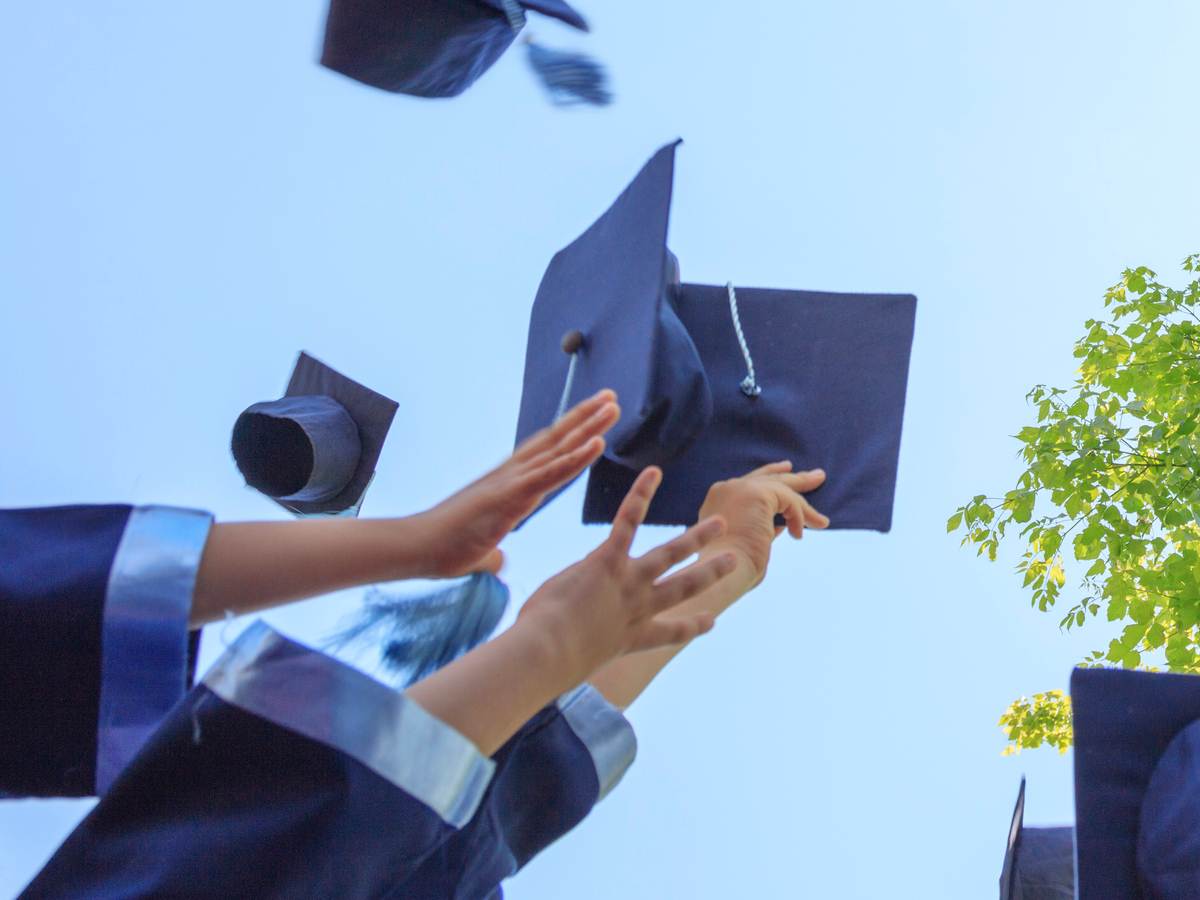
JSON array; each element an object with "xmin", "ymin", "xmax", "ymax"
[
  {"xmin": 1072, "ymin": 666, "xmax": 1200, "ymax": 900},
  {"xmin": 320, "ymin": 0, "xmax": 608, "ymax": 104},
  {"xmin": 514, "ymin": 140, "xmax": 917, "ymax": 530},
  {"xmin": 231, "ymin": 352, "xmax": 398, "ymax": 517},
  {"xmin": 999, "ymin": 777, "xmax": 1075, "ymax": 900}
]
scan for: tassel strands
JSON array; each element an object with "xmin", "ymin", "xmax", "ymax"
[
  {"xmin": 524, "ymin": 38, "xmax": 612, "ymax": 107},
  {"xmin": 500, "ymin": 0, "xmax": 611, "ymax": 106},
  {"xmin": 325, "ymin": 572, "xmax": 510, "ymax": 687}
]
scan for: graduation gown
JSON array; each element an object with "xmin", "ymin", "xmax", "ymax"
[
  {"xmin": 397, "ymin": 682, "xmax": 635, "ymax": 899},
  {"xmin": 0, "ymin": 504, "xmax": 213, "ymax": 798},
  {"xmin": 18, "ymin": 621, "xmax": 636, "ymax": 900}
]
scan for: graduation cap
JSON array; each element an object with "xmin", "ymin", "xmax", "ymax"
[
  {"xmin": 999, "ymin": 778, "xmax": 1075, "ymax": 900},
  {"xmin": 231, "ymin": 352, "xmax": 398, "ymax": 517},
  {"xmin": 514, "ymin": 140, "xmax": 917, "ymax": 530},
  {"xmin": 1072, "ymin": 666, "xmax": 1200, "ymax": 900},
  {"xmin": 320, "ymin": 0, "xmax": 610, "ymax": 105}
]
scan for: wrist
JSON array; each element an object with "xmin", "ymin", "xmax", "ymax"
[
  {"xmin": 511, "ymin": 605, "xmax": 600, "ymax": 692},
  {"xmin": 391, "ymin": 509, "xmax": 453, "ymax": 579},
  {"xmin": 704, "ymin": 539, "xmax": 765, "ymax": 581}
]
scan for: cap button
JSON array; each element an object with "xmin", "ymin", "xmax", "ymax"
[{"xmin": 560, "ymin": 330, "xmax": 585, "ymax": 354}]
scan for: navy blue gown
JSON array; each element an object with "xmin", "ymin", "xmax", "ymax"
[
  {"xmin": 17, "ymin": 622, "xmax": 636, "ymax": 899},
  {"xmin": 1, "ymin": 504, "xmax": 214, "ymax": 798}
]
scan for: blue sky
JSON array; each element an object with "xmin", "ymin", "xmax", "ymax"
[{"xmin": 2, "ymin": 0, "xmax": 1199, "ymax": 896}]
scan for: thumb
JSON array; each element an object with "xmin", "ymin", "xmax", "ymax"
[{"xmin": 474, "ymin": 549, "xmax": 505, "ymax": 576}]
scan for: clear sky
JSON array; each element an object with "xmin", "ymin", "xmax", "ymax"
[{"xmin": 2, "ymin": 0, "xmax": 1199, "ymax": 896}]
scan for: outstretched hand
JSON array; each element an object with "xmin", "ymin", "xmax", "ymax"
[
  {"xmin": 697, "ymin": 461, "xmax": 829, "ymax": 586},
  {"xmin": 584, "ymin": 462, "xmax": 829, "ymax": 710},
  {"xmin": 417, "ymin": 389, "xmax": 620, "ymax": 579},
  {"xmin": 518, "ymin": 466, "xmax": 736, "ymax": 684},
  {"xmin": 403, "ymin": 465, "xmax": 735, "ymax": 756}
]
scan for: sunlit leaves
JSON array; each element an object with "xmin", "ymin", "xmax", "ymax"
[
  {"xmin": 951, "ymin": 256, "xmax": 1200, "ymax": 753},
  {"xmin": 998, "ymin": 692, "xmax": 1073, "ymax": 756}
]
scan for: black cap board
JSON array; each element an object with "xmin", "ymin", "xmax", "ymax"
[
  {"xmin": 1073, "ymin": 666, "xmax": 1200, "ymax": 900},
  {"xmin": 231, "ymin": 352, "xmax": 398, "ymax": 517},
  {"xmin": 514, "ymin": 140, "xmax": 917, "ymax": 530},
  {"xmin": 999, "ymin": 778, "xmax": 1075, "ymax": 900},
  {"xmin": 320, "ymin": 0, "xmax": 588, "ymax": 98}
]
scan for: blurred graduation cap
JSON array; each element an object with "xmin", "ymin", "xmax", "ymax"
[
  {"xmin": 320, "ymin": 0, "xmax": 610, "ymax": 105},
  {"xmin": 231, "ymin": 352, "xmax": 398, "ymax": 517},
  {"xmin": 1072, "ymin": 666, "xmax": 1200, "ymax": 900},
  {"xmin": 514, "ymin": 140, "xmax": 917, "ymax": 530},
  {"xmin": 999, "ymin": 778, "xmax": 1075, "ymax": 900}
]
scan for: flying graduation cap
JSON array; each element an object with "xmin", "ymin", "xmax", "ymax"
[
  {"xmin": 999, "ymin": 778, "xmax": 1075, "ymax": 900},
  {"xmin": 1072, "ymin": 666, "xmax": 1200, "ymax": 900},
  {"xmin": 319, "ymin": 0, "xmax": 610, "ymax": 105},
  {"xmin": 231, "ymin": 352, "xmax": 398, "ymax": 517},
  {"xmin": 514, "ymin": 140, "xmax": 917, "ymax": 530}
]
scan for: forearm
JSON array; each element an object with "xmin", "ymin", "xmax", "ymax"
[
  {"xmin": 404, "ymin": 615, "xmax": 580, "ymax": 757},
  {"xmin": 190, "ymin": 514, "xmax": 438, "ymax": 626},
  {"xmin": 588, "ymin": 547, "xmax": 761, "ymax": 710}
]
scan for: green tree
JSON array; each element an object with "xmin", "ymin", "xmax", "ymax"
[{"xmin": 949, "ymin": 255, "xmax": 1200, "ymax": 753}]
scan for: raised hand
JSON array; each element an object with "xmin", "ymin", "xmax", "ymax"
[
  {"xmin": 697, "ymin": 461, "xmax": 829, "ymax": 586},
  {"xmin": 517, "ymin": 466, "xmax": 737, "ymax": 683},
  {"xmin": 404, "ymin": 466, "xmax": 736, "ymax": 755},
  {"xmin": 585, "ymin": 462, "xmax": 829, "ymax": 709},
  {"xmin": 417, "ymin": 389, "xmax": 620, "ymax": 579}
]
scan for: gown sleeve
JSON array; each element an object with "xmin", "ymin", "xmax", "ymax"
[
  {"xmin": 391, "ymin": 682, "xmax": 637, "ymax": 900},
  {"xmin": 18, "ymin": 622, "xmax": 497, "ymax": 900},
  {"xmin": 0, "ymin": 504, "xmax": 213, "ymax": 798}
]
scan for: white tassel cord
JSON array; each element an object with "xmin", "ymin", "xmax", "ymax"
[{"xmin": 726, "ymin": 283, "xmax": 762, "ymax": 397}]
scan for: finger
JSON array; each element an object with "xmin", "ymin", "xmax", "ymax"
[
  {"xmin": 805, "ymin": 502, "xmax": 830, "ymax": 529},
  {"xmin": 634, "ymin": 516, "xmax": 725, "ymax": 581},
  {"xmin": 520, "ymin": 401, "xmax": 619, "ymax": 478},
  {"xmin": 772, "ymin": 484, "xmax": 829, "ymax": 537},
  {"xmin": 606, "ymin": 467, "xmax": 661, "ymax": 556},
  {"xmin": 775, "ymin": 468, "xmax": 826, "ymax": 494},
  {"xmin": 539, "ymin": 400, "xmax": 620, "ymax": 463},
  {"xmin": 785, "ymin": 482, "xmax": 830, "ymax": 530},
  {"xmin": 513, "ymin": 390, "xmax": 617, "ymax": 459},
  {"xmin": 748, "ymin": 460, "xmax": 793, "ymax": 476},
  {"xmin": 475, "ymin": 549, "xmax": 504, "ymax": 575},
  {"xmin": 519, "ymin": 435, "xmax": 606, "ymax": 497},
  {"xmin": 773, "ymin": 485, "xmax": 807, "ymax": 538},
  {"xmin": 633, "ymin": 611, "xmax": 716, "ymax": 652},
  {"xmin": 647, "ymin": 552, "xmax": 737, "ymax": 613}
]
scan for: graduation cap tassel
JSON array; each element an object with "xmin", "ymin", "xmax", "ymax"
[
  {"xmin": 500, "ymin": 0, "xmax": 611, "ymax": 106},
  {"xmin": 325, "ymin": 573, "xmax": 510, "ymax": 687},
  {"xmin": 500, "ymin": 0, "xmax": 527, "ymax": 29},
  {"xmin": 524, "ymin": 40, "xmax": 612, "ymax": 107},
  {"xmin": 554, "ymin": 330, "xmax": 585, "ymax": 421},
  {"xmin": 726, "ymin": 283, "xmax": 762, "ymax": 397}
]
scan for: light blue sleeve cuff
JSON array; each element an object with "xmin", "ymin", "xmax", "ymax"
[
  {"xmin": 95, "ymin": 505, "xmax": 213, "ymax": 795},
  {"xmin": 557, "ymin": 684, "xmax": 637, "ymax": 801},
  {"xmin": 203, "ymin": 621, "xmax": 496, "ymax": 829}
]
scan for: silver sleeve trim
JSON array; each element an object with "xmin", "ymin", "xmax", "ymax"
[
  {"xmin": 95, "ymin": 505, "xmax": 214, "ymax": 795},
  {"xmin": 557, "ymin": 684, "xmax": 637, "ymax": 801},
  {"xmin": 202, "ymin": 621, "xmax": 495, "ymax": 828}
]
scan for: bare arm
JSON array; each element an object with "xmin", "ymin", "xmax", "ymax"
[
  {"xmin": 588, "ymin": 463, "xmax": 829, "ymax": 710},
  {"xmin": 406, "ymin": 467, "xmax": 736, "ymax": 756},
  {"xmin": 189, "ymin": 391, "xmax": 620, "ymax": 626}
]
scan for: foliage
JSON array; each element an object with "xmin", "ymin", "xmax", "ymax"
[
  {"xmin": 949, "ymin": 255, "xmax": 1200, "ymax": 752},
  {"xmin": 997, "ymin": 692, "xmax": 1073, "ymax": 756}
]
